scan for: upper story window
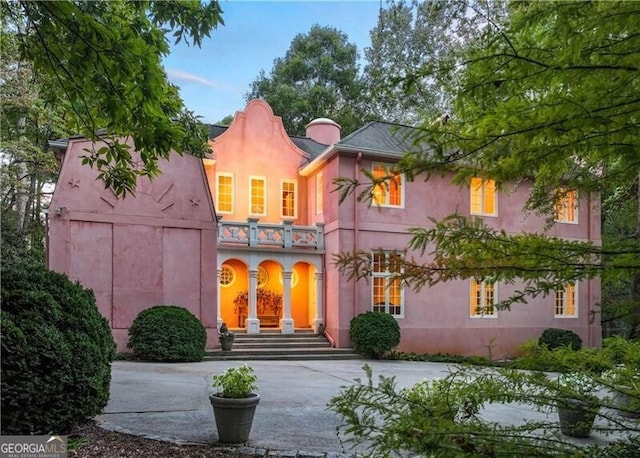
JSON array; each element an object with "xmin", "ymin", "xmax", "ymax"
[
  {"xmin": 555, "ymin": 283, "xmax": 577, "ymax": 317},
  {"xmin": 470, "ymin": 279, "xmax": 497, "ymax": 317},
  {"xmin": 470, "ymin": 177, "xmax": 496, "ymax": 216},
  {"xmin": 281, "ymin": 179, "xmax": 297, "ymax": 218},
  {"xmin": 316, "ymin": 172, "xmax": 323, "ymax": 215},
  {"xmin": 249, "ymin": 176, "xmax": 266, "ymax": 216},
  {"xmin": 372, "ymin": 163, "xmax": 404, "ymax": 208},
  {"xmin": 371, "ymin": 251, "xmax": 404, "ymax": 317},
  {"xmin": 216, "ymin": 173, "xmax": 234, "ymax": 214},
  {"xmin": 555, "ymin": 189, "xmax": 578, "ymax": 224}
]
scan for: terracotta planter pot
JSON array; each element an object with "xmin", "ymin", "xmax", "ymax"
[
  {"xmin": 557, "ymin": 399, "xmax": 597, "ymax": 438},
  {"xmin": 209, "ymin": 393, "xmax": 260, "ymax": 443}
]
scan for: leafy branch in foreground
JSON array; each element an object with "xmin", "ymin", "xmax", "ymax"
[
  {"xmin": 328, "ymin": 342, "xmax": 640, "ymax": 458},
  {"xmin": 334, "ymin": 215, "xmax": 640, "ymax": 310},
  {"xmin": 3, "ymin": 0, "xmax": 224, "ymax": 196}
]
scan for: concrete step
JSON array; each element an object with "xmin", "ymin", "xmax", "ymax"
[
  {"xmin": 204, "ymin": 347, "xmax": 362, "ymax": 361},
  {"xmin": 206, "ymin": 331, "xmax": 360, "ymax": 361}
]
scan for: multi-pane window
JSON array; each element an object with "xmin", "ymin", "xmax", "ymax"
[
  {"xmin": 281, "ymin": 180, "xmax": 297, "ymax": 218},
  {"xmin": 555, "ymin": 283, "xmax": 577, "ymax": 317},
  {"xmin": 371, "ymin": 251, "xmax": 404, "ymax": 317},
  {"xmin": 316, "ymin": 172, "xmax": 323, "ymax": 214},
  {"xmin": 470, "ymin": 177, "xmax": 496, "ymax": 216},
  {"xmin": 372, "ymin": 163, "xmax": 403, "ymax": 207},
  {"xmin": 249, "ymin": 176, "xmax": 266, "ymax": 216},
  {"xmin": 470, "ymin": 279, "xmax": 497, "ymax": 317},
  {"xmin": 219, "ymin": 265, "xmax": 236, "ymax": 287},
  {"xmin": 555, "ymin": 189, "xmax": 578, "ymax": 223},
  {"xmin": 216, "ymin": 173, "xmax": 234, "ymax": 214}
]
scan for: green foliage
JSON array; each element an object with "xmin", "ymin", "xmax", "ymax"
[
  {"xmin": 599, "ymin": 436, "xmax": 640, "ymax": 458},
  {"xmin": 328, "ymin": 347, "xmax": 640, "ymax": 457},
  {"xmin": 334, "ymin": 0, "xmax": 640, "ymax": 311},
  {"xmin": 513, "ymin": 340, "xmax": 609, "ymax": 374},
  {"xmin": 212, "ymin": 365, "xmax": 258, "ymax": 398},
  {"xmin": 127, "ymin": 305, "xmax": 206, "ymax": 362},
  {"xmin": 363, "ymin": 0, "xmax": 505, "ymax": 124},
  {"xmin": 350, "ymin": 311, "xmax": 400, "ymax": 358},
  {"xmin": 246, "ymin": 24, "xmax": 369, "ymax": 136},
  {"xmin": 539, "ymin": 328, "xmax": 582, "ymax": 351},
  {"xmin": 1, "ymin": 262, "xmax": 115, "ymax": 434},
  {"xmin": 2, "ymin": 0, "xmax": 224, "ymax": 196}
]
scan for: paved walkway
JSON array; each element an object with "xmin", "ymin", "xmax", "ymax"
[{"xmin": 98, "ymin": 359, "xmax": 616, "ymax": 457}]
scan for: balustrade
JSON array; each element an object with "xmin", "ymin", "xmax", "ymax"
[{"xmin": 217, "ymin": 217, "xmax": 324, "ymax": 250}]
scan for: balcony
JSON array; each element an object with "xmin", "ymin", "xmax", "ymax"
[{"xmin": 217, "ymin": 217, "xmax": 324, "ymax": 250}]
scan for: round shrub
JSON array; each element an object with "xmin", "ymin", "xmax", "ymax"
[
  {"xmin": 127, "ymin": 305, "xmax": 206, "ymax": 362},
  {"xmin": 538, "ymin": 328, "xmax": 582, "ymax": 351},
  {"xmin": 350, "ymin": 311, "xmax": 400, "ymax": 358},
  {"xmin": 1, "ymin": 262, "xmax": 116, "ymax": 434}
]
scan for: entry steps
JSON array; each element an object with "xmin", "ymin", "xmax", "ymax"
[{"xmin": 204, "ymin": 330, "xmax": 362, "ymax": 361}]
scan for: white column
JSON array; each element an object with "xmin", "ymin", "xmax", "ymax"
[
  {"xmin": 246, "ymin": 269, "xmax": 260, "ymax": 334},
  {"xmin": 216, "ymin": 267, "xmax": 223, "ymax": 330},
  {"xmin": 312, "ymin": 271, "xmax": 324, "ymax": 333},
  {"xmin": 280, "ymin": 271, "xmax": 294, "ymax": 334}
]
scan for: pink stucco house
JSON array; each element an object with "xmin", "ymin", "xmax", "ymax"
[{"xmin": 48, "ymin": 99, "xmax": 601, "ymax": 357}]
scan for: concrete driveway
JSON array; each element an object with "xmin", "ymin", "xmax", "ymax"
[{"xmin": 97, "ymin": 359, "xmax": 616, "ymax": 456}]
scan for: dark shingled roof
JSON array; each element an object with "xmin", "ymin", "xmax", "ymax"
[
  {"xmin": 336, "ymin": 121, "xmax": 421, "ymax": 156},
  {"xmin": 208, "ymin": 124, "xmax": 228, "ymax": 138},
  {"xmin": 206, "ymin": 120, "xmax": 425, "ymax": 160},
  {"xmin": 290, "ymin": 136, "xmax": 328, "ymax": 159}
]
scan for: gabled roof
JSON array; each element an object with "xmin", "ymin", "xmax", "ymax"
[{"xmin": 336, "ymin": 121, "xmax": 421, "ymax": 156}]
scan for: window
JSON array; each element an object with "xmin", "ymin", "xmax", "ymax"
[
  {"xmin": 470, "ymin": 177, "xmax": 496, "ymax": 216},
  {"xmin": 470, "ymin": 279, "xmax": 497, "ymax": 317},
  {"xmin": 555, "ymin": 283, "xmax": 577, "ymax": 317},
  {"xmin": 281, "ymin": 179, "xmax": 297, "ymax": 218},
  {"xmin": 249, "ymin": 176, "xmax": 266, "ymax": 216},
  {"xmin": 555, "ymin": 189, "xmax": 578, "ymax": 223},
  {"xmin": 372, "ymin": 163, "xmax": 404, "ymax": 208},
  {"xmin": 216, "ymin": 173, "xmax": 234, "ymax": 214},
  {"xmin": 219, "ymin": 265, "xmax": 236, "ymax": 287},
  {"xmin": 316, "ymin": 172, "xmax": 323, "ymax": 214},
  {"xmin": 371, "ymin": 251, "xmax": 404, "ymax": 317}
]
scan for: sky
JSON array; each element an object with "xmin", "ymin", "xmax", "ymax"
[{"xmin": 162, "ymin": 1, "xmax": 382, "ymax": 125}]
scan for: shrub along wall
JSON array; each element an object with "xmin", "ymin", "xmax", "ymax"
[
  {"xmin": 127, "ymin": 305, "xmax": 207, "ymax": 362},
  {"xmin": 1, "ymin": 262, "xmax": 116, "ymax": 434}
]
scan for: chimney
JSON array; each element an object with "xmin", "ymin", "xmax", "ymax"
[{"xmin": 305, "ymin": 118, "xmax": 341, "ymax": 145}]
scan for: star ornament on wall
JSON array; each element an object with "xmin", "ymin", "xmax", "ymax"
[{"xmin": 189, "ymin": 195, "xmax": 201, "ymax": 206}]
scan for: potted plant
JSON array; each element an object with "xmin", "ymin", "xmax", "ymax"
[
  {"xmin": 209, "ymin": 364, "xmax": 260, "ymax": 443},
  {"xmin": 555, "ymin": 372, "xmax": 600, "ymax": 438},
  {"xmin": 218, "ymin": 322, "xmax": 234, "ymax": 351},
  {"xmin": 602, "ymin": 365, "xmax": 640, "ymax": 418}
]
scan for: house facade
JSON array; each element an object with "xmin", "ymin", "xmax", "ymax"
[
  {"xmin": 47, "ymin": 99, "xmax": 602, "ymax": 357},
  {"xmin": 207, "ymin": 99, "xmax": 601, "ymax": 358}
]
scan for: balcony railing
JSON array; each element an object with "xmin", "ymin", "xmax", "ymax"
[{"xmin": 217, "ymin": 217, "xmax": 324, "ymax": 250}]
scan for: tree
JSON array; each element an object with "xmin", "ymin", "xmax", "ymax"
[
  {"xmin": 363, "ymin": 0, "xmax": 506, "ymax": 124},
  {"xmin": 1, "ymin": 32, "xmax": 63, "ymax": 266},
  {"xmin": 336, "ymin": 1, "xmax": 640, "ymax": 325},
  {"xmin": 246, "ymin": 25, "xmax": 369, "ymax": 136},
  {"xmin": 1, "ymin": 0, "xmax": 224, "ymax": 196}
]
